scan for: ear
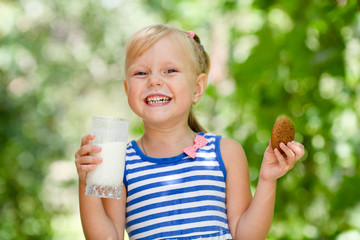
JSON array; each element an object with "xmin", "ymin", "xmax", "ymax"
[
  {"xmin": 123, "ymin": 80, "xmax": 128, "ymax": 96},
  {"xmin": 193, "ymin": 73, "xmax": 208, "ymax": 104}
]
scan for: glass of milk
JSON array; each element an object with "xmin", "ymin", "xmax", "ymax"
[{"xmin": 85, "ymin": 116, "xmax": 129, "ymax": 199}]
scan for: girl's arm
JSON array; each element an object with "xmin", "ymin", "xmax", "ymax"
[
  {"xmin": 221, "ymin": 138, "xmax": 304, "ymax": 240},
  {"xmin": 78, "ymin": 182, "xmax": 127, "ymax": 240},
  {"xmin": 76, "ymin": 134, "xmax": 127, "ymax": 240}
]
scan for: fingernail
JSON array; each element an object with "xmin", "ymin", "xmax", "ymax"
[
  {"xmin": 97, "ymin": 157, "xmax": 103, "ymax": 162},
  {"xmin": 96, "ymin": 146, "xmax": 102, "ymax": 151}
]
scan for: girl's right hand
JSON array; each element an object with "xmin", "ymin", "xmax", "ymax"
[{"xmin": 74, "ymin": 134, "xmax": 103, "ymax": 184}]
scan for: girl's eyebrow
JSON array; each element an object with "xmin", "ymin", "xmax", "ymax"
[
  {"xmin": 127, "ymin": 63, "xmax": 148, "ymax": 72},
  {"xmin": 161, "ymin": 61, "xmax": 182, "ymax": 68}
]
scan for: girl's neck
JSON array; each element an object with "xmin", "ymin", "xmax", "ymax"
[{"xmin": 139, "ymin": 124, "xmax": 197, "ymax": 158}]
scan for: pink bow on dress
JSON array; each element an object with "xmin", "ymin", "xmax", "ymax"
[{"xmin": 183, "ymin": 135, "xmax": 208, "ymax": 159}]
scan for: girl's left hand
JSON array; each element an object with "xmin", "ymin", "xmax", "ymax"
[{"xmin": 259, "ymin": 140, "xmax": 305, "ymax": 182}]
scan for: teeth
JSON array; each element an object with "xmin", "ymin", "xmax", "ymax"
[{"xmin": 146, "ymin": 96, "xmax": 171, "ymax": 104}]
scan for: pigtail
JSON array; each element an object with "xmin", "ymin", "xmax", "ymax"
[
  {"xmin": 191, "ymin": 33, "xmax": 211, "ymax": 75},
  {"xmin": 186, "ymin": 32, "xmax": 209, "ymax": 133},
  {"xmin": 188, "ymin": 110, "xmax": 207, "ymax": 133}
]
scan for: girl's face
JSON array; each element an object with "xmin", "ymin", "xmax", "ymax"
[{"xmin": 124, "ymin": 37, "xmax": 206, "ymax": 128}]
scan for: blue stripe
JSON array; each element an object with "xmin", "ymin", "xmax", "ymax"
[
  {"xmin": 127, "ymin": 205, "xmax": 227, "ymax": 227},
  {"xmin": 215, "ymin": 135, "xmax": 227, "ymax": 181},
  {"xmin": 129, "ymin": 215, "xmax": 228, "ymax": 237},
  {"xmin": 127, "ymin": 185, "xmax": 225, "ymax": 207},
  {"xmin": 136, "ymin": 226, "xmax": 231, "ymax": 240},
  {"xmin": 165, "ymin": 228, "xmax": 232, "ymax": 240},
  {"xmin": 126, "ymin": 195, "xmax": 225, "ymax": 218}
]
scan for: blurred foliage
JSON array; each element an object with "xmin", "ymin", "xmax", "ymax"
[{"xmin": 0, "ymin": 0, "xmax": 359, "ymax": 239}]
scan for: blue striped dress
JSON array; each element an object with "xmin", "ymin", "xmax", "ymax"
[{"xmin": 124, "ymin": 132, "xmax": 233, "ymax": 240}]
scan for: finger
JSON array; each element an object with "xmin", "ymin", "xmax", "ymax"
[
  {"xmin": 289, "ymin": 141, "xmax": 304, "ymax": 150},
  {"xmin": 76, "ymin": 155, "xmax": 102, "ymax": 166},
  {"xmin": 281, "ymin": 143, "xmax": 299, "ymax": 169},
  {"xmin": 76, "ymin": 135, "xmax": 95, "ymax": 159},
  {"xmin": 78, "ymin": 144, "xmax": 102, "ymax": 157},
  {"xmin": 81, "ymin": 134, "xmax": 95, "ymax": 147},
  {"xmin": 74, "ymin": 149, "xmax": 80, "ymax": 159},
  {"xmin": 274, "ymin": 148, "xmax": 290, "ymax": 171},
  {"xmin": 287, "ymin": 141, "xmax": 305, "ymax": 158},
  {"xmin": 78, "ymin": 164, "xmax": 98, "ymax": 175},
  {"xmin": 280, "ymin": 142, "xmax": 295, "ymax": 159}
]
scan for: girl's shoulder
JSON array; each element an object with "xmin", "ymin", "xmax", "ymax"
[
  {"xmin": 200, "ymin": 132, "xmax": 247, "ymax": 171},
  {"xmin": 220, "ymin": 137, "xmax": 245, "ymax": 153},
  {"xmin": 219, "ymin": 137, "xmax": 248, "ymax": 172}
]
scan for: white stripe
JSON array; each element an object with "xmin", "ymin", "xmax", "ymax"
[
  {"xmin": 126, "ymin": 155, "xmax": 143, "ymax": 161},
  {"xmin": 127, "ymin": 188, "xmax": 225, "ymax": 212},
  {"xmin": 130, "ymin": 220, "xmax": 229, "ymax": 239},
  {"xmin": 127, "ymin": 179, "xmax": 225, "ymax": 202},
  {"xmin": 128, "ymin": 170, "xmax": 223, "ymax": 191},
  {"xmin": 126, "ymin": 160, "xmax": 154, "ymax": 169},
  {"xmin": 126, "ymin": 148, "xmax": 136, "ymax": 153},
  {"xmin": 206, "ymin": 134, "xmax": 216, "ymax": 143},
  {"xmin": 127, "ymin": 159, "xmax": 219, "ymax": 179},
  {"xmin": 127, "ymin": 211, "xmax": 227, "ymax": 234},
  {"xmin": 202, "ymin": 144, "xmax": 216, "ymax": 150},
  {"xmin": 127, "ymin": 198, "xmax": 226, "ymax": 222},
  {"xmin": 196, "ymin": 152, "xmax": 216, "ymax": 158},
  {"xmin": 205, "ymin": 133, "xmax": 216, "ymax": 137}
]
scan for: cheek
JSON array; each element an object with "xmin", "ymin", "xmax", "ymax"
[
  {"xmin": 126, "ymin": 79, "xmax": 139, "ymax": 94},
  {"xmin": 126, "ymin": 91, "xmax": 141, "ymax": 116},
  {"xmin": 186, "ymin": 80, "xmax": 197, "ymax": 98},
  {"xmin": 127, "ymin": 86, "xmax": 140, "ymax": 105}
]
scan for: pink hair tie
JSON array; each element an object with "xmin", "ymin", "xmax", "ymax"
[{"xmin": 187, "ymin": 31, "xmax": 195, "ymax": 38}]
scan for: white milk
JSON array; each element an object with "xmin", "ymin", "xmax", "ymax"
[{"xmin": 87, "ymin": 141, "xmax": 127, "ymax": 187}]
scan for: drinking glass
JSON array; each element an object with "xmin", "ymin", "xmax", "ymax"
[{"xmin": 85, "ymin": 116, "xmax": 129, "ymax": 199}]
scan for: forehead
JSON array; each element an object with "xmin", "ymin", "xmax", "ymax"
[
  {"xmin": 144, "ymin": 37, "xmax": 186, "ymax": 58},
  {"xmin": 128, "ymin": 36, "xmax": 193, "ymax": 67}
]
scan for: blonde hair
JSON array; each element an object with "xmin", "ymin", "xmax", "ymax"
[{"xmin": 125, "ymin": 24, "xmax": 210, "ymax": 133}]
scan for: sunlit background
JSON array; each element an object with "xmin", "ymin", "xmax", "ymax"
[{"xmin": 1, "ymin": 0, "xmax": 359, "ymax": 239}]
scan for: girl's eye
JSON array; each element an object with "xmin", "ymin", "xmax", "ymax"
[
  {"xmin": 165, "ymin": 69, "xmax": 177, "ymax": 74},
  {"xmin": 135, "ymin": 71, "xmax": 147, "ymax": 76}
]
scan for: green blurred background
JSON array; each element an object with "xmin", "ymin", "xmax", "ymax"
[{"xmin": 1, "ymin": 0, "xmax": 359, "ymax": 239}]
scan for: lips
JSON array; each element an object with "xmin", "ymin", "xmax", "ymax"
[{"xmin": 145, "ymin": 95, "xmax": 172, "ymax": 105}]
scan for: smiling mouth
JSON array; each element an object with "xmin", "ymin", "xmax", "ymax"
[{"xmin": 145, "ymin": 95, "xmax": 172, "ymax": 105}]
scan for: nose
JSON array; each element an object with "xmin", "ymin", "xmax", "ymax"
[{"xmin": 147, "ymin": 73, "xmax": 164, "ymax": 87}]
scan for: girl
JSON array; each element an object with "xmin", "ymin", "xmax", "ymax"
[{"xmin": 75, "ymin": 24, "xmax": 305, "ymax": 240}]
